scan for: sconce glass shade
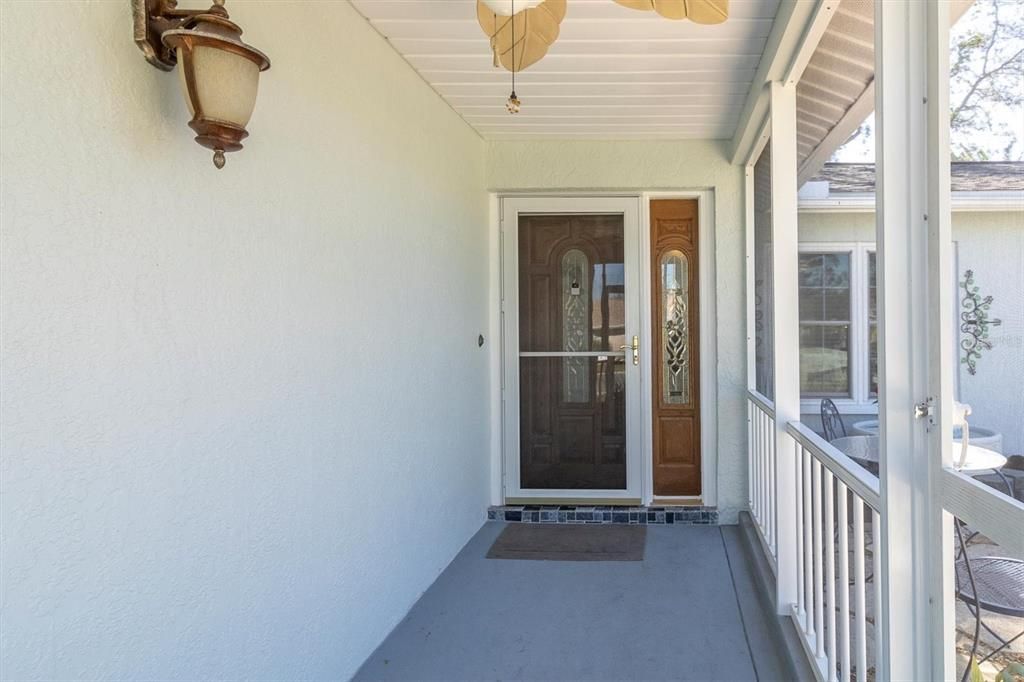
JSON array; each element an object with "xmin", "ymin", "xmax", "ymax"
[
  {"xmin": 177, "ymin": 45, "xmax": 260, "ymax": 129},
  {"xmin": 162, "ymin": 7, "xmax": 269, "ymax": 168}
]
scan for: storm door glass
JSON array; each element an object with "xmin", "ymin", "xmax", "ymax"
[{"xmin": 518, "ymin": 214, "xmax": 627, "ymax": 490}]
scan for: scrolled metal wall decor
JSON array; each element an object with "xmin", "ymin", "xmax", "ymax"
[{"xmin": 959, "ymin": 269, "xmax": 1002, "ymax": 376}]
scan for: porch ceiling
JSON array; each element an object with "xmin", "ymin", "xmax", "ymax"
[{"xmin": 351, "ymin": 0, "xmax": 781, "ymax": 140}]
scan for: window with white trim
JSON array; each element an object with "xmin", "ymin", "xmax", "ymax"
[
  {"xmin": 798, "ymin": 243, "xmax": 876, "ymax": 411},
  {"xmin": 867, "ymin": 251, "xmax": 878, "ymax": 397},
  {"xmin": 798, "ymin": 242, "xmax": 959, "ymax": 413},
  {"xmin": 799, "ymin": 250, "xmax": 852, "ymax": 397}
]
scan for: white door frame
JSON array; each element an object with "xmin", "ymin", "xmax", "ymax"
[
  {"xmin": 493, "ymin": 192, "xmax": 717, "ymax": 507},
  {"xmin": 500, "ymin": 196, "xmax": 643, "ymax": 501}
]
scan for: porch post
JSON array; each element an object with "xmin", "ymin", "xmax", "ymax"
[
  {"xmin": 769, "ymin": 81, "xmax": 800, "ymax": 614},
  {"xmin": 926, "ymin": 1, "xmax": 956, "ymax": 677},
  {"xmin": 875, "ymin": 1, "xmax": 954, "ymax": 678}
]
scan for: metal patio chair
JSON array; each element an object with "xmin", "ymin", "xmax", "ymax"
[
  {"xmin": 954, "ymin": 521, "xmax": 1024, "ymax": 681},
  {"xmin": 973, "ymin": 454, "xmax": 1023, "ymax": 502},
  {"xmin": 820, "ymin": 398, "xmax": 846, "ymax": 442}
]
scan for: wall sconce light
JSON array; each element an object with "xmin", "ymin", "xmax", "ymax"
[{"xmin": 132, "ymin": 0, "xmax": 270, "ymax": 168}]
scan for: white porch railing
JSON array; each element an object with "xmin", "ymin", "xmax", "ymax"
[
  {"xmin": 747, "ymin": 390, "xmax": 777, "ymax": 568},
  {"xmin": 942, "ymin": 467, "xmax": 1024, "ymax": 559},
  {"xmin": 787, "ymin": 421, "xmax": 882, "ymax": 682},
  {"xmin": 747, "ymin": 388, "xmax": 885, "ymax": 682},
  {"xmin": 746, "ymin": 399, "xmax": 1024, "ymax": 682}
]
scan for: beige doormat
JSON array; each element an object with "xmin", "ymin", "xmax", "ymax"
[{"xmin": 486, "ymin": 523, "xmax": 646, "ymax": 561}]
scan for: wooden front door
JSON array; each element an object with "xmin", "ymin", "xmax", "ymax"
[{"xmin": 650, "ymin": 200, "xmax": 701, "ymax": 496}]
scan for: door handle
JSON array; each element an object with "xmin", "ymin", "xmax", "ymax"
[{"xmin": 619, "ymin": 335, "xmax": 639, "ymax": 366}]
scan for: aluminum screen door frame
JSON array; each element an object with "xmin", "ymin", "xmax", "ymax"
[{"xmin": 501, "ymin": 196, "xmax": 643, "ymax": 501}]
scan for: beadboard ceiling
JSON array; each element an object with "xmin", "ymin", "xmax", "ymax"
[{"xmin": 350, "ymin": 0, "xmax": 782, "ymax": 140}]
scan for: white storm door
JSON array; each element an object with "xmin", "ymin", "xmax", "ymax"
[{"xmin": 501, "ymin": 196, "xmax": 643, "ymax": 501}]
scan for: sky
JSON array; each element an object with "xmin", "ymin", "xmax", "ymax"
[{"xmin": 832, "ymin": 0, "xmax": 1024, "ymax": 163}]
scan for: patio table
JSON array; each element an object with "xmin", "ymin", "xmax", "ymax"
[{"xmin": 831, "ymin": 435, "xmax": 1010, "ymax": 492}]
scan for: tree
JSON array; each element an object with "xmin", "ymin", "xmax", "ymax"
[
  {"xmin": 948, "ymin": 0, "xmax": 1024, "ymax": 160},
  {"xmin": 832, "ymin": 0, "xmax": 1024, "ymax": 162}
]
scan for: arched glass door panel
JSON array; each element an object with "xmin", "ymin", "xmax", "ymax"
[{"xmin": 661, "ymin": 250, "xmax": 690, "ymax": 405}]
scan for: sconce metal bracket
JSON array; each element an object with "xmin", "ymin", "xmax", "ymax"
[{"xmin": 132, "ymin": 0, "xmax": 208, "ymax": 71}]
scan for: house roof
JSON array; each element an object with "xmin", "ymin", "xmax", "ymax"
[{"xmin": 810, "ymin": 161, "xmax": 1024, "ymax": 194}]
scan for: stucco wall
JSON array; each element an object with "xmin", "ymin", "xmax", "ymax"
[
  {"xmin": 798, "ymin": 209, "xmax": 1024, "ymax": 454},
  {"xmin": 0, "ymin": 2, "xmax": 488, "ymax": 679},
  {"xmin": 486, "ymin": 140, "xmax": 748, "ymax": 522}
]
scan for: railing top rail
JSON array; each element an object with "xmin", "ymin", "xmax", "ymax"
[
  {"xmin": 747, "ymin": 389, "xmax": 775, "ymax": 417},
  {"xmin": 943, "ymin": 468, "xmax": 1024, "ymax": 557},
  {"xmin": 786, "ymin": 420, "xmax": 881, "ymax": 510}
]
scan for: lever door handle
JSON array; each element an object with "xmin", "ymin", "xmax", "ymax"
[{"xmin": 619, "ymin": 335, "xmax": 639, "ymax": 366}]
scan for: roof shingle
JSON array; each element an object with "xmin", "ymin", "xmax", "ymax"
[{"xmin": 810, "ymin": 161, "xmax": 1024, "ymax": 193}]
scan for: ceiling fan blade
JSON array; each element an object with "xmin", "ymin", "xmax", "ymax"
[
  {"xmin": 611, "ymin": 0, "xmax": 728, "ymax": 24},
  {"xmin": 477, "ymin": 0, "xmax": 567, "ymax": 72},
  {"xmin": 684, "ymin": 0, "xmax": 729, "ymax": 24}
]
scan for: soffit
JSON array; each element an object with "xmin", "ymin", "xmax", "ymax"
[{"xmin": 351, "ymin": 0, "xmax": 782, "ymax": 139}]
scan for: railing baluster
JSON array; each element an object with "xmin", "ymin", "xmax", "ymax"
[
  {"xmin": 803, "ymin": 447, "xmax": 814, "ymax": 636},
  {"xmin": 763, "ymin": 410, "xmax": 770, "ymax": 543},
  {"xmin": 764, "ymin": 409, "xmax": 771, "ymax": 548},
  {"xmin": 761, "ymin": 405, "xmax": 770, "ymax": 540},
  {"xmin": 824, "ymin": 470, "xmax": 837, "ymax": 681},
  {"xmin": 813, "ymin": 459, "xmax": 825, "ymax": 659},
  {"xmin": 853, "ymin": 497, "xmax": 867, "ymax": 682},
  {"xmin": 871, "ymin": 508, "xmax": 882, "ymax": 678},
  {"xmin": 753, "ymin": 405, "xmax": 757, "ymax": 512},
  {"xmin": 770, "ymin": 418, "xmax": 777, "ymax": 553},
  {"xmin": 750, "ymin": 407, "xmax": 756, "ymax": 521},
  {"xmin": 837, "ymin": 481, "xmax": 851, "ymax": 682},
  {"xmin": 796, "ymin": 442, "xmax": 805, "ymax": 620},
  {"xmin": 753, "ymin": 406, "xmax": 759, "ymax": 529},
  {"xmin": 755, "ymin": 408, "xmax": 761, "ymax": 531},
  {"xmin": 749, "ymin": 399, "xmax": 757, "ymax": 509},
  {"xmin": 763, "ymin": 410, "xmax": 770, "ymax": 544}
]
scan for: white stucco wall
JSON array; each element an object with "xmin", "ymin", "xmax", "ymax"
[
  {"xmin": 798, "ymin": 209, "xmax": 1024, "ymax": 454},
  {"xmin": 486, "ymin": 140, "xmax": 748, "ymax": 522},
  {"xmin": 1, "ymin": 2, "xmax": 488, "ymax": 679}
]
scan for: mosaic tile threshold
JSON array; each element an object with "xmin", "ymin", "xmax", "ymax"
[{"xmin": 487, "ymin": 505, "xmax": 718, "ymax": 525}]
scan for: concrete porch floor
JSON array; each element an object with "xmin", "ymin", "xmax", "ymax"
[{"xmin": 355, "ymin": 522, "xmax": 799, "ymax": 681}]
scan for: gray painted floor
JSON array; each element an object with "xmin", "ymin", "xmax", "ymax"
[{"xmin": 354, "ymin": 523, "xmax": 797, "ymax": 681}]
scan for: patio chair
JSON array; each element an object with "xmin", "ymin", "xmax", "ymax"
[
  {"xmin": 820, "ymin": 398, "xmax": 846, "ymax": 442},
  {"xmin": 1003, "ymin": 455, "xmax": 1024, "ymax": 502},
  {"xmin": 973, "ymin": 454, "xmax": 1024, "ymax": 502},
  {"xmin": 954, "ymin": 521, "xmax": 1024, "ymax": 681}
]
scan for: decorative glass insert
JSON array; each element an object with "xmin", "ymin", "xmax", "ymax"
[
  {"xmin": 661, "ymin": 250, "xmax": 690, "ymax": 404},
  {"xmin": 562, "ymin": 249, "xmax": 590, "ymax": 402}
]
